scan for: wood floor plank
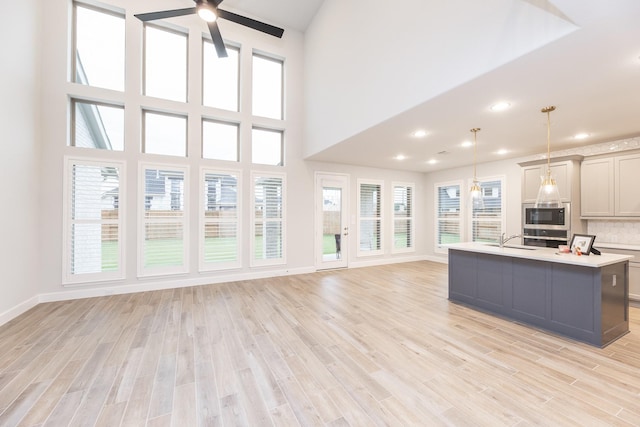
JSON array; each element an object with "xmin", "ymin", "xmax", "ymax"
[{"xmin": 2, "ymin": 261, "xmax": 640, "ymax": 426}]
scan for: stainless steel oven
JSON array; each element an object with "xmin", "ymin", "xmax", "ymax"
[{"xmin": 522, "ymin": 203, "xmax": 570, "ymax": 248}]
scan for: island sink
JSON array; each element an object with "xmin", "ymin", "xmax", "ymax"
[{"xmin": 485, "ymin": 243, "xmax": 536, "ymax": 251}]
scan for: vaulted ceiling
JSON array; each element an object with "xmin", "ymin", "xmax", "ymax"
[{"xmin": 228, "ymin": 0, "xmax": 640, "ymax": 172}]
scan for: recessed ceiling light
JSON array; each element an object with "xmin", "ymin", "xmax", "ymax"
[
  {"xmin": 490, "ymin": 101, "xmax": 511, "ymax": 112},
  {"xmin": 412, "ymin": 130, "xmax": 427, "ymax": 138},
  {"xmin": 574, "ymin": 132, "xmax": 590, "ymax": 140},
  {"xmin": 461, "ymin": 140, "xmax": 473, "ymax": 148},
  {"xmin": 496, "ymin": 149, "xmax": 508, "ymax": 155},
  {"xmin": 395, "ymin": 154, "xmax": 406, "ymax": 160},
  {"xmin": 427, "ymin": 159, "xmax": 438, "ymax": 165}
]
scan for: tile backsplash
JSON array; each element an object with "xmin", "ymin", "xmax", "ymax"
[{"xmin": 588, "ymin": 220, "xmax": 640, "ymax": 244}]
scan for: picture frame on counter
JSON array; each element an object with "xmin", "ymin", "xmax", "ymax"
[{"xmin": 570, "ymin": 233, "xmax": 596, "ymax": 256}]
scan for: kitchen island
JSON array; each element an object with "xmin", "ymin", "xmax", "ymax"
[{"xmin": 447, "ymin": 242, "xmax": 632, "ymax": 347}]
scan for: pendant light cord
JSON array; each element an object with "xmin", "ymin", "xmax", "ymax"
[
  {"xmin": 542, "ymin": 106, "xmax": 556, "ymax": 178},
  {"xmin": 471, "ymin": 128, "xmax": 480, "ymax": 181}
]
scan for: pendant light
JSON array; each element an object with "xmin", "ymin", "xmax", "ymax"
[
  {"xmin": 534, "ymin": 106, "xmax": 562, "ymax": 208},
  {"xmin": 469, "ymin": 128, "xmax": 484, "ymax": 210}
]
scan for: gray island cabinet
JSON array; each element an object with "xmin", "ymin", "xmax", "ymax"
[{"xmin": 447, "ymin": 243, "xmax": 633, "ymax": 347}]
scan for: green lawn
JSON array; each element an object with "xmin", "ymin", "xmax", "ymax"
[{"xmin": 101, "ymin": 233, "xmax": 410, "ymax": 270}]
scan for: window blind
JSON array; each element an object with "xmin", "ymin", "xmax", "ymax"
[
  {"xmin": 471, "ymin": 179, "xmax": 503, "ymax": 243},
  {"xmin": 359, "ymin": 181, "xmax": 382, "ymax": 253},
  {"xmin": 436, "ymin": 183, "xmax": 461, "ymax": 246},
  {"xmin": 66, "ymin": 160, "xmax": 123, "ymax": 283},
  {"xmin": 141, "ymin": 166, "xmax": 187, "ymax": 274},
  {"xmin": 393, "ymin": 184, "xmax": 414, "ymax": 251},
  {"xmin": 253, "ymin": 174, "xmax": 284, "ymax": 264},
  {"xmin": 202, "ymin": 171, "xmax": 240, "ymax": 269}
]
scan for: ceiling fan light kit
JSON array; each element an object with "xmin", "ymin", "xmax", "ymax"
[
  {"xmin": 134, "ymin": 0, "xmax": 284, "ymax": 58},
  {"xmin": 197, "ymin": 3, "xmax": 217, "ymax": 22}
]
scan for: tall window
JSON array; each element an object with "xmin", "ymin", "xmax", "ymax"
[
  {"xmin": 64, "ymin": 158, "xmax": 125, "ymax": 284},
  {"xmin": 203, "ymin": 42, "xmax": 239, "ymax": 111},
  {"xmin": 202, "ymin": 119, "xmax": 239, "ymax": 161},
  {"xmin": 144, "ymin": 25, "xmax": 187, "ymax": 102},
  {"xmin": 252, "ymin": 128, "xmax": 283, "ymax": 166},
  {"xmin": 435, "ymin": 181, "xmax": 462, "ymax": 252},
  {"xmin": 140, "ymin": 164, "xmax": 188, "ymax": 276},
  {"xmin": 74, "ymin": 3, "xmax": 124, "ymax": 91},
  {"xmin": 471, "ymin": 178, "xmax": 504, "ymax": 243},
  {"xmin": 358, "ymin": 180, "xmax": 383, "ymax": 255},
  {"xmin": 392, "ymin": 183, "xmax": 414, "ymax": 253},
  {"xmin": 252, "ymin": 173, "xmax": 285, "ymax": 266},
  {"xmin": 143, "ymin": 111, "xmax": 187, "ymax": 157},
  {"xmin": 71, "ymin": 99, "xmax": 124, "ymax": 151},
  {"xmin": 201, "ymin": 169, "xmax": 241, "ymax": 270},
  {"xmin": 252, "ymin": 54, "xmax": 283, "ymax": 119}
]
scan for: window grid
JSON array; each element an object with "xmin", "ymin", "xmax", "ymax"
[{"xmin": 66, "ymin": 4, "xmax": 288, "ymax": 283}]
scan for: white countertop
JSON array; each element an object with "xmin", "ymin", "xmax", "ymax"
[
  {"xmin": 593, "ymin": 242, "xmax": 640, "ymax": 252},
  {"xmin": 446, "ymin": 242, "xmax": 633, "ymax": 268}
]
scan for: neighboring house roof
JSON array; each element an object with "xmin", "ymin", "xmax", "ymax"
[{"xmin": 75, "ymin": 53, "xmax": 112, "ymax": 150}]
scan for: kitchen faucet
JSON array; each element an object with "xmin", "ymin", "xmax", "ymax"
[{"xmin": 500, "ymin": 232, "xmax": 522, "ymax": 248}]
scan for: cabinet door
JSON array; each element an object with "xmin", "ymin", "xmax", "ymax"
[
  {"xmin": 615, "ymin": 153, "xmax": 640, "ymax": 216},
  {"xmin": 522, "ymin": 162, "xmax": 571, "ymax": 203},
  {"xmin": 522, "ymin": 165, "xmax": 544, "ymax": 203},
  {"xmin": 581, "ymin": 158, "xmax": 614, "ymax": 216}
]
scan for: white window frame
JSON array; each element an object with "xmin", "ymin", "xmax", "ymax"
[
  {"xmin": 434, "ymin": 180, "xmax": 464, "ymax": 254},
  {"xmin": 138, "ymin": 162, "xmax": 189, "ymax": 277},
  {"xmin": 199, "ymin": 167, "xmax": 242, "ymax": 271},
  {"xmin": 63, "ymin": 156, "xmax": 126, "ymax": 285},
  {"xmin": 250, "ymin": 171, "xmax": 286, "ymax": 267},
  {"xmin": 468, "ymin": 175, "xmax": 506, "ymax": 244},
  {"xmin": 392, "ymin": 181, "xmax": 415, "ymax": 254},
  {"xmin": 357, "ymin": 179, "xmax": 384, "ymax": 257}
]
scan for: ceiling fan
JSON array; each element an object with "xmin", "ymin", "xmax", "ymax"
[{"xmin": 134, "ymin": 0, "xmax": 284, "ymax": 58}]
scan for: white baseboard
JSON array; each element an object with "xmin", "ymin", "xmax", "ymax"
[
  {"xmin": 38, "ymin": 266, "xmax": 317, "ymax": 304},
  {"xmin": 0, "ymin": 295, "xmax": 39, "ymax": 327},
  {"xmin": 1, "ymin": 256, "xmax": 448, "ymax": 327}
]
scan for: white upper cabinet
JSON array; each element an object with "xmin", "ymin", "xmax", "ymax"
[
  {"xmin": 615, "ymin": 153, "xmax": 640, "ymax": 217},
  {"xmin": 581, "ymin": 158, "xmax": 615, "ymax": 217},
  {"xmin": 581, "ymin": 151, "xmax": 640, "ymax": 218}
]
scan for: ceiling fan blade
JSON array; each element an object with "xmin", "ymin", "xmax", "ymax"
[
  {"xmin": 207, "ymin": 21, "xmax": 228, "ymax": 58},
  {"xmin": 134, "ymin": 7, "xmax": 196, "ymax": 22},
  {"xmin": 217, "ymin": 9, "xmax": 284, "ymax": 38}
]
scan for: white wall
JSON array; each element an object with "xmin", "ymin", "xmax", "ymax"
[{"xmin": 0, "ymin": 0, "xmax": 42, "ymax": 322}]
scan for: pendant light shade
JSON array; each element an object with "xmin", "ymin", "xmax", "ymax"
[
  {"xmin": 470, "ymin": 128, "xmax": 484, "ymax": 210},
  {"xmin": 535, "ymin": 106, "xmax": 562, "ymax": 208}
]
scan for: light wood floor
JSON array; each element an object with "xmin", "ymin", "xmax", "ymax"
[{"xmin": 1, "ymin": 261, "xmax": 640, "ymax": 426}]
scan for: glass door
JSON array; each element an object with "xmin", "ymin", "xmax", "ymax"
[{"xmin": 316, "ymin": 173, "xmax": 349, "ymax": 269}]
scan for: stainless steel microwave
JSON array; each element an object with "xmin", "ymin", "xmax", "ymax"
[{"xmin": 522, "ymin": 203, "xmax": 570, "ymax": 229}]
